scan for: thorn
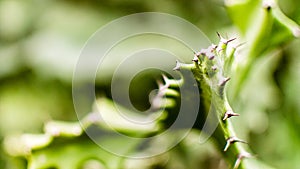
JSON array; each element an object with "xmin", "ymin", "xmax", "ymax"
[
  {"xmin": 204, "ymin": 45, "xmax": 217, "ymax": 59},
  {"xmin": 211, "ymin": 44, "xmax": 218, "ymax": 50},
  {"xmin": 161, "ymin": 73, "xmax": 184, "ymax": 87},
  {"xmin": 207, "ymin": 54, "xmax": 215, "ymax": 60},
  {"xmin": 233, "ymin": 152, "xmax": 254, "ymax": 169},
  {"xmin": 293, "ymin": 26, "xmax": 300, "ymax": 38},
  {"xmin": 192, "ymin": 54, "xmax": 199, "ymax": 62},
  {"xmin": 217, "ymin": 32, "xmax": 236, "ymax": 44},
  {"xmin": 156, "ymin": 79, "xmax": 165, "ymax": 90},
  {"xmin": 173, "ymin": 60, "xmax": 181, "ymax": 71},
  {"xmin": 194, "ymin": 51, "xmax": 201, "ymax": 57},
  {"xmin": 211, "ymin": 66, "xmax": 217, "ymax": 71},
  {"xmin": 156, "ymin": 78, "xmax": 163, "ymax": 85},
  {"xmin": 200, "ymin": 49, "xmax": 206, "ymax": 55},
  {"xmin": 205, "ymin": 44, "xmax": 217, "ymax": 54},
  {"xmin": 173, "ymin": 60, "xmax": 195, "ymax": 71},
  {"xmin": 161, "ymin": 74, "xmax": 172, "ymax": 88},
  {"xmin": 226, "ymin": 37, "xmax": 236, "ymax": 44},
  {"xmin": 222, "ymin": 110, "xmax": 239, "ymax": 121},
  {"xmin": 263, "ymin": 0, "xmax": 274, "ymax": 11},
  {"xmin": 217, "ymin": 48, "xmax": 224, "ymax": 53},
  {"xmin": 162, "ymin": 74, "xmax": 168, "ymax": 82},
  {"xmin": 219, "ymin": 77, "xmax": 231, "ymax": 86},
  {"xmin": 224, "ymin": 136, "xmax": 247, "ymax": 152},
  {"xmin": 217, "ymin": 31, "xmax": 221, "ymax": 38}
]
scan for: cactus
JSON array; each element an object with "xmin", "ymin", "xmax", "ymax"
[
  {"xmin": 3, "ymin": 0, "xmax": 300, "ymax": 168},
  {"xmin": 168, "ymin": 34, "xmax": 258, "ymax": 169},
  {"xmin": 2, "ymin": 36, "xmax": 276, "ymax": 169}
]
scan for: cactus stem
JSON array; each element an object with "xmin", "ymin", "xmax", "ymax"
[
  {"xmin": 224, "ymin": 136, "xmax": 247, "ymax": 152},
  {"xmin": 222, "ymin": 110, "xmax": 240, "ymax": 121}
]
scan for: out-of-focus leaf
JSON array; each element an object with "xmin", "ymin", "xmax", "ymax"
[
  {"xmin": 91, "ymin": 98, "xmax": 167, "ymax": 135},
  {"xmin": 225, "ymin": 0, "xmax": 261, "ymax": 35},
  {"xmin": 226, "ymin": 0, "xmax": 299, "ymax": 53},
  {"xmin": 27, "ymin": 138, "xmax": 135, "ymax": 169}
]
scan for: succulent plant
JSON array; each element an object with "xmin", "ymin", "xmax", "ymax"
[{"xmin": 3, "ymin": 0, "xmax": 300, "ymax": 169}]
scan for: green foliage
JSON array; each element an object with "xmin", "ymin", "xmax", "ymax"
[
  {"xmin": 226, "ymin": 0, "xmax": 300, "ymax": 98},
  {"xmin": 1, "ymin": 0, "xmax": 300, "ymax": 169}
]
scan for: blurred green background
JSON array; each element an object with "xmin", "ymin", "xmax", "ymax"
[{"xmin": 0, "ymin": 0, "xmax": 300, "ymax": 168}]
